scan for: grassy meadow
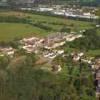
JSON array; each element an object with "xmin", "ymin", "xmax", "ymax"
[
  {"xmin": 0, "ymin": 10, "xmax": 94, "ymax": 41},
  {"xmin": 0, "ymin": 23, "xmax": 48, "ymax": 41}
]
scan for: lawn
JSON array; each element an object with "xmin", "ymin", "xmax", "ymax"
[
  {"xmin": 0, "ymin": 10, "xmax": 94, "ymax": 41},
  {"xmin": 0, "ymin": 23, "xmax": 48, "ymax": 41}
]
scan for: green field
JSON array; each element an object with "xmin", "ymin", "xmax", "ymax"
[
  {"xmin": 0, "ymin": 23, "xmax": 48, "ymax": 41},
  {"xmin": 87, "ymin": 49, "xmax": 100, "ymax": 57},
  {"xmin": 0, "ymin": 11, "xmax": 94, "ymax": 41}
]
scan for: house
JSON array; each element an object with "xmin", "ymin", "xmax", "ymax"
[
  {"xmin": 21, "ymin": 37, "xmax": 39, "ymax": 45},
  {"xmin": 43, "ymin": 50, "xmax": 57, "ymax": 59},
  {"xmin": 22, "ymin": 45, "xmax": 35, "ymax": 53},
  {"xmin": 51, "ymin": 65, "xmax": 61, "ymax": 72},
  {"xmin": 43, "ymin": 49, "xmax": 64, "ymax": 59},
  {"xmin": 96, "ymin": 70, "xmax": 100, "ymax": 80},
  {"xmin": 96, "ymin": 25, "xmax": 100, "ymax": 28},
  {"xmin": 81, "ymin": 59, "xmax": 92, "ymax": 64},
  {"xmin": 20, "ymin": 37, "xmax": 44, "ymax": 53},
  {"xmin": 97, "ymin": 80, "xmax": 100, "ymax": 88},
  {"xmin": 71, "ymin": 52, "xmax": 84, "ymax": 62},
  {"xmin": 44, "ymin": 41, "xmax": 66, "ymax": 49},
  {"xmin": 73, "ymin": 55, "xmax": 80, "ymax": 62},
  {"xmin": 91, "ymin": 58, "xmax": 100, "ymax": 70},
  {"xmin": 39, "ymin": 7, "xmax": 53, "ymax": 12},
  {"xmin": 64, "ymin": 34, "xmax": 83, "ymax": 42},
  {"xmin": 53, "ymin": 11, "xmax": 65, "ymax": 15},
  {"xmin": 96, "ymin": 87, "xmax": 100, "ymax": 99},
  {"xmin": 0, "ymin": 47, "xmax": 15, "ymax": 57},
  {"xmin": 95, "ymin": 70, "xmax": 100, "ymax": 98}
]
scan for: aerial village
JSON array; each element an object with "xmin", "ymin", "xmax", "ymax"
[
  {"xmin": 0, "ymin": 29, "xmax": 100, "ymax": 97},
  {"xmin": 0, "ymin": 3, "xmax": 100, "ymax": 98},
  {"xmin": 0, "ymin": 30, "xmax": 100, "ymax": 98},
  {"xmin": 0, "ymin": 0, "xmax": 100, "ymax": 99},
  {"xmin": 0, "ymin": 32, "xmax": 83, "ymax": 58},
  {"xmin": 20, "ymin": 5, "xmax": 99, "ymax": 20},
  {"xmin": 20, "ymin": 6, "xmax": 100, "ymax": 98}
]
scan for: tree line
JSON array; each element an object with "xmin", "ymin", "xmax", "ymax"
[
  {"xmin": 0, "ymin": 16, "xmax": 53, "ymax": 31},
  {"xmin": 67, "ymin": 28, "xmax": 100, "ymax": 51},
  {"xmin": 0, "ymin": 49, "xmax": 96, "ymax": 100}
]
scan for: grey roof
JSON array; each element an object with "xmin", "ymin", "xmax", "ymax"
[{"xmin": 96, "ymin": 87, "xmax": 100, "ymax": 92}]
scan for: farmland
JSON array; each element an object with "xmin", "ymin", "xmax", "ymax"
[{"xmin": 0, "ymin": 10, "xmax": 94, "ymax": 41}]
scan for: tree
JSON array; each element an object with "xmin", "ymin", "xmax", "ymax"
[
  {"xmin": 60, "ymin": 26, "xmax": 71, "ymax": 33},
  {"xmin": 0, "ymin": 55, "xmax": 10, "ymax": 69}
]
